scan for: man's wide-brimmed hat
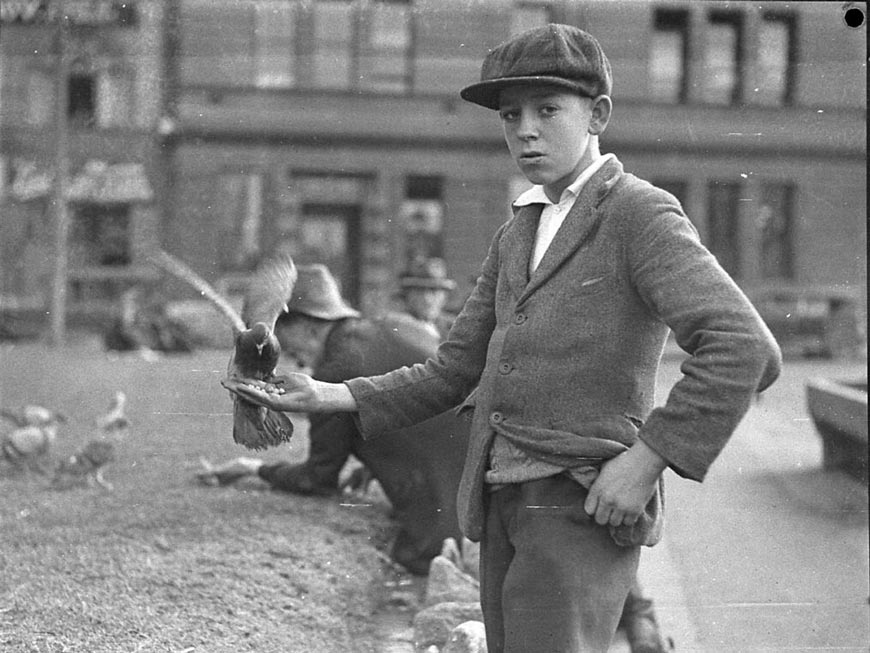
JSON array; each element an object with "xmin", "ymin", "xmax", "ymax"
[
  {"xmin": 460, "ymin": 23, "xmax": 612, "ymax": 110},
  {"xmin": 399, "ymin": 258, "xmax": 456, "ymax": 292},
  {"xmin": 287, "ymin": 264, "xmax": 360, "ymax": 320}
]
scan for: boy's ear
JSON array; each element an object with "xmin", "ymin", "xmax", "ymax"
[{"xmin": 588, "ymin": 95, "xmax": 613, "ymax": 135}]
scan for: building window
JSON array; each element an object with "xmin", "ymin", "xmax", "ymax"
[
  {"xmin": 68, "ymin": 65, "xmax": 135, "ymax": 129},
  {"xmin": 255, "ymin": 0, "xmax": 297, "ymax": 88},
  {"xmin": 755, "ymin": 12, "xmax": 797, "ymax": 106},
  {"xmin": 312, "ymin": 0, "xmax": 355, "ymax": 89},
  {"xmin": 97, "ymin": 65, "xmax": 135, "ymax": 128},
  {"xmin": 511, "ymin": 3, "xmax": 551, "ymax": 36},
  {"xmin": 704, "ymin": 11, "xmax": 744, "ymax": 105},
  {"xmin": 180, "ymin": 0, "xmax": 413, "ymax": 94},
  {"xmin": 283, "ymin": 172, "xmax": 369, "ymax": 305},
  {"xmin": 402, "ymin": 175, "xmax": 444, "ymax": 267},
  {"xmin": 25, "ymin": 69, "xmax": 54, "ymax": 126},
  {"xmin": 358, "ymin": 0, "xmax": 412, "ymax": 93},
  {"xmin": 217, "ymin": 172, "xmax": 264, "ymax": 271},
  {"xmin": 68, "ymin": 73, "xmax": 97, "ymax": 127},
  {"xmin": 70, "ymin": 204, "xmax": 132, "ymax": 267},
  {"xmin": 758, "ymin": 182, "xmax": 795, "ymax": 280},
  {"xmin": 706, "ymin": 180, "xmax": 741, "ymax": 277},
  {"xmin": 301, "ymin": 203, "xmax": 362, "ymax": 304},
  {"xmin": 650, "ymin": 8, "xmax": 689, "ymax": 103}
]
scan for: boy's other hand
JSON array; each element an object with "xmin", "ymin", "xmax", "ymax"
[{"xmin": 583, "ymin": 440, "xmax": 667, "ymax": 527}]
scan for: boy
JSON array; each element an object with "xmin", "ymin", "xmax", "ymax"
[{"xmin": 225, "ymin": 24, "xmax": 781, "ymax": 652}]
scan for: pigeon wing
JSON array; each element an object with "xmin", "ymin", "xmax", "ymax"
[
  {"xmin": 148, "ymin": 249, "xmax": 246, "ymax": 335},
  {"xmin": 240, "ymin": 253, "xmax": 297, "ymax": 329}
]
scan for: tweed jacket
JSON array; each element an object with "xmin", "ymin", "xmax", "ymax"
[{"xmin": 346, "ymin": 157, "xmax": 782, "ymax": 541}]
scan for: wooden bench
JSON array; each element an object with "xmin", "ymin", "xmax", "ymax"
[{"xmin": 806, "ymin": 377, "xmax": 868, "ymax": 483}]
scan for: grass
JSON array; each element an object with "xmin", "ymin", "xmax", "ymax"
[{"xmin": 0, "ymin": 339, "xmax": 398, "ymax": 653}]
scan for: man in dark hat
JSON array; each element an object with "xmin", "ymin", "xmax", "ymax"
[
  {"xmin": 199, "ymin": 264, "xmax": 469, "ymax": 575},
  {"xmin": 397, "ymin": 257, "xmax": 458, "ymax": 340},
  {"xmin": 225, "ymin": 24, "xmax": 781, "ymax": 652}
]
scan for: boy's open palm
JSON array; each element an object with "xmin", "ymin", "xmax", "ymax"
[{"xmin": 222, "ymin": 373, "xmax": 319, "ymax": 413}]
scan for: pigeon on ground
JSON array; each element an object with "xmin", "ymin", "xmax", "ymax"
[
  {"xmin": 52, "ymin": 439, "xmax": 117, "ymax": 491},
  {"xmin": 0, "ymin": 407, "xmax": 65, "ymax": 475},
  {"xmin": 149, "ymin": 249, "xmax": 297, "ymax": 449},
  {"xmin": 96, "ymin": 391, "xmax": 130, "ymax": 434},
  {"xmin": 0, "ymin": 405, "xmax": 67, "ymax": 428},
  {"xmin": 52, "ymin": 393, "xmax": 131, "ymax": 492}
]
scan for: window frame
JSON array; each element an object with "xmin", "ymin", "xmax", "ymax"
[
  {"xmin": 758, "ymin": 180, "xmax": 796, "ymax": 281},
  {"xmin": 757, "ymin": 10, "xmax": 798, "ymax": 107},
  {"xmin": 650, "ymin": 7, "xmax": 690, "ymax": 104},
  {"xmin": 704, "ymin": 9, "xmax": 745, "ymax": 106}
]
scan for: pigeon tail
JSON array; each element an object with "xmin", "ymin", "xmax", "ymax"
[{"xmin": 232, "ymin": 398, "xmax": 293, "ymax": 450}]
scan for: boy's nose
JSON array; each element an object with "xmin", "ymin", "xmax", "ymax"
[{"xmin": 516, "ymin": 112, "xmax": 539, "ymax": 139}]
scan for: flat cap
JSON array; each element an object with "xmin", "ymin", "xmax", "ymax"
[{"xmin": 460, "ymin": 23, "xmax": 612, "ymax": 110}]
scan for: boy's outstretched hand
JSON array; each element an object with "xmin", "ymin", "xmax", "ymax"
[{"xmin": 221, "ymin": 373, "xmax": 358, "ymax": 414}]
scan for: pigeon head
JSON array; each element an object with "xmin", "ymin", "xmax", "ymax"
[
  {"xmin": 250, "ymin": 322, "xmax": 271, "ymax": 347},
  {"xmin": 235, "ymin": 323, "xmax": 281, "ymax": 378}
]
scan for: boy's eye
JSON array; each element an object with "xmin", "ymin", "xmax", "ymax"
[
  {"xmin": 539, "ymin": 104, "xmax": 559, "ymax": 117},
  {"xmin": 499, "ymin": 109, "xmax": 519, "ymax": 122}
]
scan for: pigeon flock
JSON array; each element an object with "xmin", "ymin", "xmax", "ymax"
[{"xmin": 0, "ymin": 391, "xmax": 129, "ymax": 491}]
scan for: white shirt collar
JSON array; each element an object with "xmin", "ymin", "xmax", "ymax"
[{"xmin": 513, "ymin": 153, "xmax": 616, "ymax": 208}]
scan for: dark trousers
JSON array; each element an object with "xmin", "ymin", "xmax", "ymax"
[{"xmin": 481, "ymin": 474, "xmax": 640, "ymax": 653}]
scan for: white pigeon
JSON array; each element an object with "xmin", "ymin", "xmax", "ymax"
[{"xmin": 96, "ymin": 391, "xmax": 130, "ymax": 434}]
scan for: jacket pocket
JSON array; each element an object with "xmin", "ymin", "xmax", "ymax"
[{"xmin": 574, "ymin": 271, "xmax": 613, "ymax": 296}]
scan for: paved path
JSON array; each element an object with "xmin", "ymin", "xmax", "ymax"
[{"xmin": 639, "ymin": 356, "xmax": 868, "ymax": 652}]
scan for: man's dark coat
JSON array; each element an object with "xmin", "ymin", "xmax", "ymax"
[{"xmin": 275, "ymin": 312, "xmax": 469, "ymax": 574}]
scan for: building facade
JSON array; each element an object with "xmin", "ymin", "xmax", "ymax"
[
  {"xmin": 168, "ymin": 0, "xmax": 866, "ymax": 319},
  {"xmin": 0, "ymin": 0, "xmax": 169, "ymax": 323},
  {"xmin": 1, "ymin": 0, "xmax": 866, "ymax": 335}
]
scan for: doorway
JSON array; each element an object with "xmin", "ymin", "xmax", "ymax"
[{"xmin": 294, "ymin": 203, "xmax": 362, "ymax": 306}]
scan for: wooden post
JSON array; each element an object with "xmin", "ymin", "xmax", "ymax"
[{"xmin": 49, "ymin": 1, "xmax": 70, "ymax": 347}]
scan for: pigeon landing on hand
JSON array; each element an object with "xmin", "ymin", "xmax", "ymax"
[{"xmin": 149, "ymin": 249, "xmax": 297, "ymax": 449}]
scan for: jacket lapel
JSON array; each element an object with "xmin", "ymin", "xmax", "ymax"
[
  {"xmin": 520, "ymin": 158, "xmax": 624, "ymax": 302},
  {"xmin": 500, "ymin": 203, "xmax": 541, "ymax": 300}
]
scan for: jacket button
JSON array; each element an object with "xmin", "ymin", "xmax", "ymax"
[
  {"xmin": 514, "ymin": 313, "xmax": 527, "ymax": 325},
  {"xmin": 489, "ymin": 411, "xmax": 503, "ymax": 425},
  {"xmin": 498, "ymin": 362, "xmax": 512, "ymax": 374}
]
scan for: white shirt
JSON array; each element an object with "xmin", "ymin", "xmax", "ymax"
[{"xmin": 513, "ymin": 153, "xmax": 616, "ymax": 273}]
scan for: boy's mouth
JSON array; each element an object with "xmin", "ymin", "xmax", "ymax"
[{"xmin": 519, "ymin": 152, "xmax": 545, "ymax": 163}]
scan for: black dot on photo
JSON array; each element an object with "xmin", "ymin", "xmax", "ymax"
[{"xmin": 844, "ymin": 7, "xmax": 865, "ymax": 28}]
